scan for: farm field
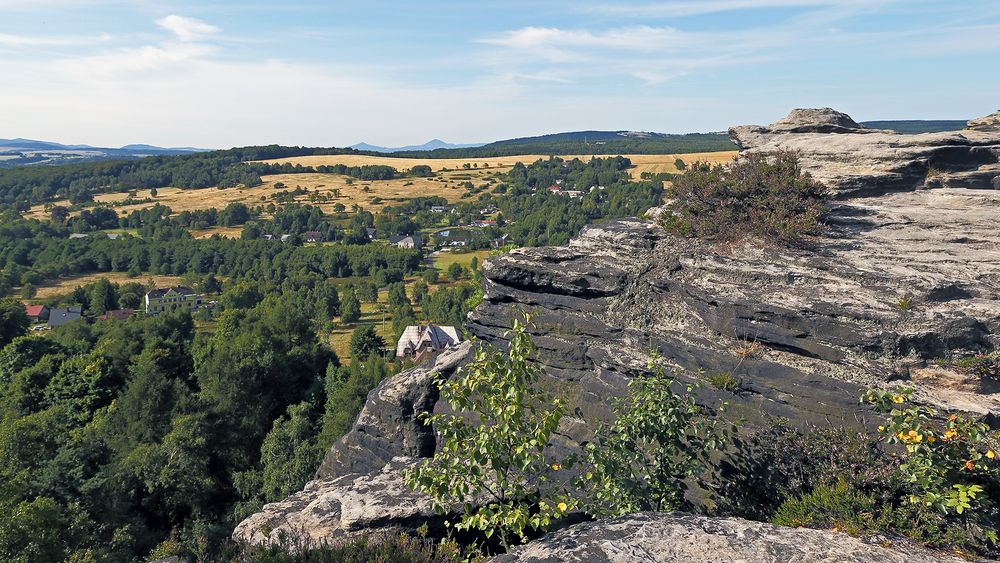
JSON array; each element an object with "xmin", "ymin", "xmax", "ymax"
[
  {"xmin": 24, "ymin": 151, "xmax": 737, "ymax": 221},
  {"xmin": 32, "ymin": 272, "xmax": 187, "ymax": 298},
  {"xmin": 431, "ymin": 249, "xmax": 491, "ymax": 272}
]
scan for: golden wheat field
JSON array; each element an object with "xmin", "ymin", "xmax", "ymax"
[{"xmin": 25, "ymin": 151, "xmax": 737, "ymax": 221}]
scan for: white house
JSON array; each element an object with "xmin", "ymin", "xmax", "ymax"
[{"xmin": 396, "ymin": 323, "xmax": 461, "ymax": 361}]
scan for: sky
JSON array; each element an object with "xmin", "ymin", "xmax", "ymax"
[{"xmin": 1, "ymin": 0, "xmax": 998, "ymax": 148}]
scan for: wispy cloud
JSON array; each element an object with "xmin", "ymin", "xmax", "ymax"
[
  {"xmin": 156, "ymin": 15, "xmax": 220, "ymax": 42},
  {"xmin": 0, "ymin": 32, "xmax": 111, "ymax": 48},
  {"xmin": 588, "ymin": 0, "xmax": 891, "ymax": 18}
]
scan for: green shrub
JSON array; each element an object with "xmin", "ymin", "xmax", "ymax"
[
  {"xmin": 721, "ymin": 422, "xmax": 999, "ymax": 556},
  {"xmin": 575, "ymin": 356, "xmax": 733, "ymax": 517},
  {"xmin": 706, "ymin": 371, "xmax": 741, "ymax": 392},
  {"xmin": 405, "ymin": 316, "xmax": 573, "ymax": 550},
  {"xmin": 660, "ymin": 152, "xmax": 828, "ymax": 244}
]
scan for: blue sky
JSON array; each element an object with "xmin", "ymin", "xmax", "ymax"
[{"xmin": 1, "ymin": 0, "xmax": 998, "ymax": 148}]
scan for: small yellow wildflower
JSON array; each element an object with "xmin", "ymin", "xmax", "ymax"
[
  {"xmin": 877, "ymin": 425, "xmax": 885, "ymax": 432},
  {"xmin": 556, "ymin": 502, "xmax": 568, "ymax": 512},
  {"xmin": 927, "ymin": 435, "xmax": 936, "ymax": 443},
  {"xmin": 551, "ymin": 463, "xmax": 561, "ymax": 471},
  {"xmin": 987, "ymin": 450, "xmax": 996, "ymax": 460},
  {"xmin": 892, "ymin": 395, "xmax": 905, "ymax": 404},
  {"xmin": 944, "ymin": 430, "xmax": 958, "ymax": 440}
]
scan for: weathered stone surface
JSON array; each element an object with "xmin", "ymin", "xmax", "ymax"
[
  {"xmin": 493, "ymin": 513, "xmax": 963, "ymax": 563},
  {"xmin": 232, "ymin": 457, "xmax": 439, "ymax": 547},
  {"xmin": 316, "ymin": 342, "xmax": 471, "ymax": 479},
  {"xmin": 730, "ymin": 108, "xmax": 1000, "ymax": 197},
  {"xmin": 969, "ymin": 109, "xmax": 1000, "ymax": 132},
  {"xmin": 768, "ymin": 107, "xmax": 869, "ymax": 133}
]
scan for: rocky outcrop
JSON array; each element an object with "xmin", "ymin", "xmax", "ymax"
[
  {"xmin": 316, "ymin": 342, "xmax": 471, "ymax": 479},
  {"xmin": 969, "ymin": 109, "xmax": 1000, "ymax": 132},
  {"xmin": 730, "ymin": 108, "xmax": 1000, "ymax": 197},
  {"xmin": 232, "ymin": 457, "xmax": 440, "ymax": 546},
  {"xmin": 493, "ymin": 513, "xmax": 963, "ymax": 563},
  {"xmin": 237, "ymin": 109, "xmax": 1000, "ymax": 556}
]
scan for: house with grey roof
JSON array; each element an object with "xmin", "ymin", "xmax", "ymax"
[
  {"xmin": 145, "ymin": 286, "xmax": 202, "ymax": 315},
  {"xmin": 48, "ymin": 307, "xmax": 83, "ymax": 328},
  {"xmin": 396, "ymin": 323, "xmax": 461, "ymax": 361}
]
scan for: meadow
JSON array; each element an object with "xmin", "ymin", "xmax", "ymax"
[{"xmin": 25, "ymin": 151, "xmax": 737, "ymax": 223}]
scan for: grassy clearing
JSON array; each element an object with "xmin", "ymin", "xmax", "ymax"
[
  {"xmin": 431, "ymin": 249, "xmax": 491, "ymax": 272},
  {"xmin": 32, "ymin": 273, "xmax": 186, "ymax": 298}
]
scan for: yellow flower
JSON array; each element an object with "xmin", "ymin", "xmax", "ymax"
[
  {"xmin": 556, "ymin": 502, "xmax": 568, "ymax": 512},
  {"xmin": 551, "ymin": 463, "xmax": 561, "ymax": 471},
  {"xmin": 927, "ymin": 435, "xmax": 936, "ymax": 443},
  {"xmin": 987, "ymin": 450, "xmax": 996, "ymax": 460},
  {"xmin": 877, "ymin": 425, "xmax": 885, "ymax": 432},
  {"xmin": 944, "ymin": 430, "xmax": 958, "ymax": 440},
  {"xmin": 892, "ymin": 395, "xmax": 905, "ymax": 404}
]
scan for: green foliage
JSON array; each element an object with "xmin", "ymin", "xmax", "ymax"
[
  {"xmin": 406, "ymin": 317, "xmax": 573, "ymax": 549},
  {"xmin": 317, "ymin": 355, "xmax": 393, "ymax": 451},
  {"xmin": 350, "ymin": 325, "xmax": 386, "ymax": 360},
  {"xmin": 661, "ymin": 152, "xmax": 828, "ymax": 244},
  {"xmin": 720, "ymin": 423, "xmax": 998, "ymax": 555},
  {"xmin": 231, "ymin": 531, "xmax": 465, "ymax": 563},
  {"xmin": 234, "ymin": 402, "xmax": 324, "ymax": 520},
  {"xmin": 0, "ymin": 298, "xmax": 29, "ymax": 348},
  {"xmin": 706, "ymin": 371, "xmax": 741, "ymax": 392},
  {"xmin": 576, "ymin": 357, "xmax": 733, "ymax": 517},
  {"xmin": 864, "ymin": 388, "xmax": 999, "ymax": 522},
  {"xmin": 340, "ymin": 291, "xmax": 361, "ymax": 323},
  {"xmin": 941, "ymin": 352, "xmax": 1000, "ymax": 380},
  {"xmin": 446, "ymin": 262, "xmax": 464, "ymax": 282}
]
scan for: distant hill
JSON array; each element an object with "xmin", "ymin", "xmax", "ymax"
[
  {"xmin": 0, "ymin": 138, "xmax": 208, "ymax": 168},
  {"xmin": 349, "ymin": 139, "xmax": 485, "ymax": 153},
  {"xmin": 389, "ymin": 130, "xmax": 736, "ymax": 158},
  {"xmin": 860, "ymin": 120, "xmax": 968, "ymax": 133}
]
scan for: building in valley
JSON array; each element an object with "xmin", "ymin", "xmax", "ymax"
[
  {"xmin": 395, "ymin": 323, "xmax": 461, "ymax": 361},
  {"xmin": 145, "ymin": 286, "xmax": 203, "ymax": 315}
]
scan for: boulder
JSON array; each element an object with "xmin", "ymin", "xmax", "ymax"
[
  {"xmin": 767, "ymin": 107, "xmax": 868, "ymax": 133},
  {"xmin": 493, "ymin": 512, "xmax": 963, "ymax": 563}
]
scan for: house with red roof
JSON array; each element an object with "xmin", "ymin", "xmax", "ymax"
[{"xmin": 23, "ymin": 303, "xmax": 49, "ymax": 323}]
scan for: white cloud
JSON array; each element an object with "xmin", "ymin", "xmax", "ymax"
[
  {"xmin": 0, "ymin": 32, "xmax": 111, "ymax": 48},
  {"xmin": 156, "ymin": 14, "xmax": 220, "ymax": 42}
]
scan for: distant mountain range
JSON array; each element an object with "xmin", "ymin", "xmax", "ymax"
[
  {"xmin": 0, "ymin": 120, "xmax": 972, "ymax": 168},
  {"xmin": 0, "ymin": 138, "xmax": 207, "ymax": 168},
  {"xmin": 348, "ymin": 139, "xmax": 485, "ymax": 153}
]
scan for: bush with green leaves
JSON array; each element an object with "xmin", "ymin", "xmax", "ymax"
[
  {"xmin": 405, "ymin": 316, "xmax": 573, "ymax": 550},
  {"xmin": 575, "ymin": 356, "xmax": 733, "ymax": 517},
  {"xmin": 660, "ymin": 151, "xmax": 828, "ymax": 244},
  {"xmin": 720, "ymin": 420, "xmax": 999, "ymax": 556},
  {"xmin": 864, "ymin": 388, "xmax": 999, "ymax": 523}
]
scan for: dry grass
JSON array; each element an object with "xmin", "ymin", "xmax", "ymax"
[
  {"xmin": 32, "ymin": 273, "xmax": 185, "ymax": 298},
  {"xmin": 431, "ymin": 249, "xmax": 491, "ymax": 272},
  {"xmin": 24, "ymin": 151, "xmax": 737, "ymax": 220}
]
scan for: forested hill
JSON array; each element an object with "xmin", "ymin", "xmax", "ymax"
[
  {"xmin": 388, "ymin": 131, "xmax": 736, "ymax": 157},
  {"xmin": 860, "ymin": 120, "xmax": 969, "ymax": 133}
]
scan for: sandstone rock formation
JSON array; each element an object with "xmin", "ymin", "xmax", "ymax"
[
  {"xmin": 493, "ymin": 513, "xmax": 963, "ymax": 563},
  {"xmin": 236, "ymin": 109, "xmax": 1000, "ymax": 557},
  {"xmin": 969, "ymin": 109, "xmax": 1000, "ymax": 132},
  {"xmin": 730, "ymin": 108, "xmax": 1000, "ymax": 197}
]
